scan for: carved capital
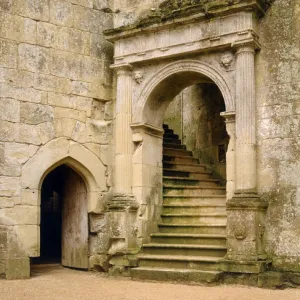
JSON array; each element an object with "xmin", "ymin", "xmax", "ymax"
[
  {"xmin": 232, "ymin": 38, "xmax": 261, "ymax": 54},
  {"xmin": 111, "ymin": 63, "xmax": 133, "ymax": 76}
]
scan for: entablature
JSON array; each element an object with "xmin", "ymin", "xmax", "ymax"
[{"xmin": 105, "ymin": 6, "xmax": 263, "ymax": 66}]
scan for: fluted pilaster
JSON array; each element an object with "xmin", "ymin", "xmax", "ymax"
[
  {"xmin": 235, "ymin": 45, "xmax": 256, "ymax": 192},
  {"xmin": 114, "ymin": 65, "xmax": 133, "ymax": 195}
]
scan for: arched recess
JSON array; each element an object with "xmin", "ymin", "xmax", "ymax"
[
  {"xmin": 131, "ymin": 60, "xmax": 236, "ymax": 243},
  {"xmin": 133, "ymin": 60, "xmax": 235, "ymax": 127},
  {"xmin": 20, "ymin": 138, "xmax": 108, "ymax": 257}
]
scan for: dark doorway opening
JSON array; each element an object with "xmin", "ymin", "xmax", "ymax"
[{"xmin": 32, "ymin": 164, "xmax": 89, "ymax": 268}]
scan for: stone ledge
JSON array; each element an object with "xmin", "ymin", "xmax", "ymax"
[{"xmin": 105, "ymin": 194, "xmax": 139, "ymax": 211}]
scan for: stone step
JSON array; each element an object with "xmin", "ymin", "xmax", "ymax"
[
  {"xmin": 163, "ymin": 148, "xmax": 193, "ymax": 157},
  {"xmin": 163, "ymin": 195, "xmax": 226, "ymax": 206},
  {"xmin": 163, "ymin": 143, "xmax": 186, "ymax": 150},
  {"xmin": 163, "ymin": 177, "xmax": 219, "ymax": 187},
  {"xmin": 131, "ymin": 267, "xmax": 222, "ymax": 283},
  {"xmin": 163, "ymin": 161, "xmax": 206, "ymax": 172},
  {"xmin": 163, "ymin": 169, "xmax": 212, "ymax": 180},
  {"xmin": 163, "ymin": 138, "xmax": 181, "ymax": 144},
  {"xmin": 150, "ymin": 233, "xmax": 226, "ymax": 246},
  {"xmin": 162, "ymin": 204, "xmax": 226, "ymax": 214},
  {"xmin": 163, "ymin": 185, "xmax": 226, "ymax": 196},
  {"xmin": 137, "ymin": 254, "xmax": 221, "ymax": 271},
  {"xmin": 158, "ymin": 223, "xmax": 226, "ymax": 234},
  {"xmin": 142, "ymin": 243, "xmax": 227, "ymax": 257},
  {"xmin": 163, "ymin": 155, "xmax": 198, "ymax": 164},
  {"xmin": 161, "ymin": 214, "xmax": 227, "ymax": 225},
  {"xmin": 164, "ymin": 133, "xmax": 179, "ymax": 139}
]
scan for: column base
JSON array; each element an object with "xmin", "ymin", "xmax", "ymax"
[
  {"xmin": 219, "ymin": 259, "xmax": 271, "ymax": 274},
  {"xmin": 225, "ymin": 192, "xmax": 269, "ymax": 273}
]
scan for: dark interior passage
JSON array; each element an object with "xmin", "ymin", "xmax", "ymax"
[
  {"xmin": 32, "ymin": 164, "xmax": 88, "ymax": 267},
  {"xmin": 40, "ymin": 165, "xmax": 67, "ymax": 263}
]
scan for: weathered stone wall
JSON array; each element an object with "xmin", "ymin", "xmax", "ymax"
[
  {"xmin": 165, "ymin": 84, "xmax": 228, "ymax": 181},
  {"xmin": 0, "ymin": 0, "xmax": 114, "ymax": 278},
  {"xmin": 256, "ymin": 0, "xmax": 300, "ymax": 272}
]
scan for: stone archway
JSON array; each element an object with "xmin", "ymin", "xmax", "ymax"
[
  {"xmin": 20, "ymin": 137, "xmax": 107, "ymax": 264},
  {"xmin": 105, "ymin": 3, "xmax": 269, "ymax": 274},
  {"xmin": 38, "ymin": 164, "xmax": 89, "ymax": 269}
]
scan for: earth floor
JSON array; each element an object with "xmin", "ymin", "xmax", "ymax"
[{"xmin": 0, "ymin": 264, "xmax": 299, "ymax": 300}]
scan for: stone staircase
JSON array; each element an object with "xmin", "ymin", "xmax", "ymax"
[{"xmin": 131, "ymin": 124, "xmax": 227, "ymax": 283}]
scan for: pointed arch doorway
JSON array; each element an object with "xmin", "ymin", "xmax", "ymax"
[{"xmin": 37, "ymin": 164, "xmax": 89, "ymax": 269}]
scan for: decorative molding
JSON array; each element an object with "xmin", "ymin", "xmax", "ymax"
[
  {"xmin": 107, "ymin": 12, "xmax": 259, "ymax": 65},
  {"xmin": 130, "ymin": 123, "xmax": 164, "ymax": 139}
]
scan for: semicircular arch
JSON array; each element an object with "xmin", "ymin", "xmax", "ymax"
[{"xmin": 133, "ymin": 60, "xmax": 235, "ymax": 127}]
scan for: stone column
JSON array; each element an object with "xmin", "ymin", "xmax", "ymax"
[
  {"xmin": 220, "ymin": 112, "xmax": 236, "ymax": 201},
  {"xmin": 221, "ymin": 41, "xmax": 268, "ymax": 274},
  {"xmin": 235, "ymin": 45, "xmax": 256, "ymax": 192},
  {"xmin": 114, "ymin": 64, "xmax": 134, "ymax": 196},
  {"xmin": 105, "ymin": 64, "xmax": 138, "ymax": 272}
]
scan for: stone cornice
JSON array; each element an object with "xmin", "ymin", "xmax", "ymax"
[{"xmin": 104, "ymin": 0, "xmax": 273, "ymax": 42}]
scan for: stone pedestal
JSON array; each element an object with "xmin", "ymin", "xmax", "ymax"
[{"xmin": 221, "ymin": 40, "xmax": 269, "ymax": 273}]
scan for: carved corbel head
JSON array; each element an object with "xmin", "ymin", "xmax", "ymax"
[
  {"xmin": 220, "ymin": 51, "xmax": 235, "ymax": 69},
  {"xmin": 133, "ymin": 70, "xmax": 144, "ymax": 84}
]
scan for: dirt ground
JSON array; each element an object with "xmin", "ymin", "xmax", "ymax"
[{"xmin": 0, "ymin": 265, "xmax": 300, "ymax": 300}]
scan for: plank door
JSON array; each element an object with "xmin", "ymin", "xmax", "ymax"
[{"xmin": 61, "ymin": 168, "xmax": 89, "ymax": 269}]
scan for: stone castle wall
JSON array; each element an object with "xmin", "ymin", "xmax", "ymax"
[
  {"xmin": 256, "ymin": 0, "xmax": 300, "ymax": 272},
  {"xmin": 0, "ymin": 0, "xmax": 114, "ymax": 278},
  {"xmin": 1, "ymin": 0, "xmax": 300, "ymax": 280}
]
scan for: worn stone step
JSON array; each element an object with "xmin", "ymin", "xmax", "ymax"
[
  {"xmin": 163, "ymin": 177, "xmax": 219, "ymax": 187},
  {"xmin": 163, "ymin": 138, "xmax": 181, "ymax": 144},
  {"xmin": 163, "ymin": 143, "xmax": 186, "ymax": 150},
  {"xmin": 158, "ymin": 223, "xmax": 226, "ymax": 234},
  {"xmin": 164, "ymin": 133, "xmax": 179, "ymax": 139},
  {"xmin": 163, "ymin": 169, "xmax": 212, "ymax": 180},
  {"xmin": 131, "ymin": 267, "xmax": 222, "ymax": 283},
  {"xmin": 163, "ymin": 195, "xmax": 226, "ymax": 206},
  {"xmin": 163, "ymin": 161, "xmax": 206, "ymax": 172},
  {"xmin": 161, "ymin": 213, "xmax": 227, "ymax": 225},
  {"xmin": 162, "ymin": 204, "xmax": 226, "ymax": 214},
  {"xmin": 142, "ymin": 243, "xmax": 227, "ymax": 257},
  {"xmin": 163, "ymin": 185, "xmax": 226, "ymax": 196},
  {"xmin": 163, "ymin": 148, "xmax": 193, "ymax": 157},
  {"xmin": 150, "ymin": 233, "xmax": 226, "ymax": 246},
  {"xmin": 137, "ymin": 254, "xmax": 221, "ymax": 271}
]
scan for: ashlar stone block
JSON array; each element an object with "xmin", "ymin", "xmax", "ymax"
[
  {"xmin": 18, "ymin": 43, "xmax": 51, "ymax": 74},
  {"xmin": 0, "ymin": 98, "xmax": 20, "ymax": 123},
  {"xmin": 50, "ymin": 0, "xmax": 73, "ymax": 27},
  {"xmin": 73, "ymin": 5, "xmax": 112, "ymax": 33},
  {"xmin": 0, "ymin": 68, "xmax": 35, "ymax": 89},
  {"xmin": 0, "ymin": 206, "xmax": 38, "ymax": 226},
  {"xmin": 5, "ymin": 143, "xmax": 38, "ymax": 165},
  {"xmin": 0, "ymin": 177, "xmax": 21, "ymax": 198},
  {"xmin": 0, "ymin": 83, "xmax": 44, "ymax": 103},
  {"xmin": 20, "ymin": 102, "xmax": 53, "ymax": 125},
  {"xmin": 0, "ymin": 39, "xmax": 17, "ymax": 68},
  {"xmin": 15, "ymin": 0, "xmax": 50, "ymax": 22}
]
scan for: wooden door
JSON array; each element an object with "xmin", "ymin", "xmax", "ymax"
[{"xmin": 61, "ymin": 168, "xmax": 89, "ymax": 269}]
